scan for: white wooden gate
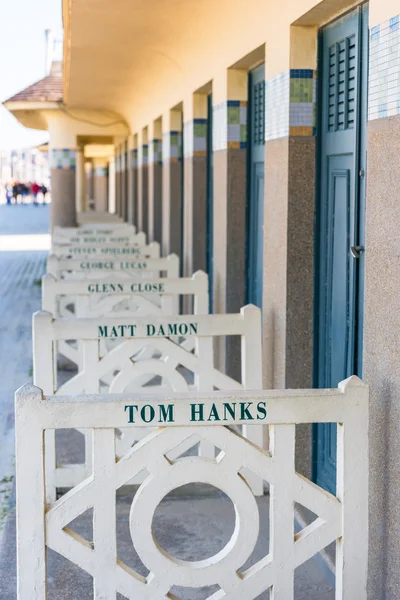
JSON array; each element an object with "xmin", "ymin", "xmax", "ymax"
[
  {"xmin": 15, "ymin": 377, "xmax": 368, "ymax": 599},
  {"xmin": 32, "ymin": 307, "xmax": 264, "ymax": 498},
  {"xmin": 42, "ymin": 271, "xmax": 208, "ymax": 369}
]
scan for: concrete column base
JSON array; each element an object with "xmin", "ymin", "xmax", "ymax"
[{"xmin": 50, "ymin": 167, "xmax": 77, "ymax": 229}]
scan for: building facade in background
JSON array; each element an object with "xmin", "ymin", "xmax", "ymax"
[{"xmin": 0, "ymin": 147, "xmax": 49, "ymax": 187}]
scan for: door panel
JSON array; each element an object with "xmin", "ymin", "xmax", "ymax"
[
  {"xmin": 314, "ymin": 6, "xmax": 368, "ymax": 494},
  {"xmin": 246, "ymin": 64, "xmax": 265, "ymax": 308}
]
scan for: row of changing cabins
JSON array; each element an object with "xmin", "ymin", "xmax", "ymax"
[{"xmin": 15, "ymin": 213, "xmax": 369, "ymax": 598}]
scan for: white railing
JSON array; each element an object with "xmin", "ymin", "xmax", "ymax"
[
  {"xmin": 46, "ymin": 253, "xmax": 179, "ymax": 280},
  {"xmin": 15, "ymin": 377, "xmax": 368, "ymax": 600},
  {"xmin": 32, "ymin": 306, "xmax": 264, "ymax": 498}
]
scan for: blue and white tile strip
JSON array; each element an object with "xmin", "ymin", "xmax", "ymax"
[
  {"xmin": 369, "ymin": 15, "xmax": 400, "ymax": 120},
  {"xmin": 51, "ymin": 149, "xmax": 76, "ymax": 170}
]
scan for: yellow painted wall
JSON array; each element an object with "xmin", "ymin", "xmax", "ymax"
[
  {"xmin": 43, "ymin": 110, "xmax": 129, "ymax": 148},
  {"xmin": 65, "ymin": 0, "xmax": 385, "ymax": 133}
]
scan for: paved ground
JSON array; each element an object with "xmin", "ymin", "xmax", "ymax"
[
  {"xmin": 0, "ymin": 204, "xmax": 49, "ymax": 549},
  {"xmin": 0, "ymin": 204, "xmax": 334, "ymax": 599}
]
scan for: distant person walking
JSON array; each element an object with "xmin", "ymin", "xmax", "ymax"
[
  {"xmin": 41, "ymin": 184, "xmax": 48, "ymax": 204},
  {"xmin": 5, "ymin": 185, "xmax": 12, "ymax": 205},
  {"xmin": 12, "ymin": 182, "xmax": 19, "ymax": 204},
  {"xmin": 31, "ymin": 182, "xmax": 41, "ymax": 205}
]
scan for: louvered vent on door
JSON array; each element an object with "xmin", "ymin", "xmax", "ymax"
[
  {"xmin": 252, "ymin": 80, "xmax": 265, "ymax": 145},
  {"xmin": 328, "ymin": 35, "xmax": 356, "ymax": 131}
]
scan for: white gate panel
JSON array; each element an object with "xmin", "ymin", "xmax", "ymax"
[
  {"xmin": 42, "ymin": 271, "xmax": 208, "ymax": 370},
  {"xmin": 33, "ymin": 307, "xmax": 263, "ymax": 498},
  {"xmin": 15, "ymin": 378, "xmax": 369, "ymax": 600}
]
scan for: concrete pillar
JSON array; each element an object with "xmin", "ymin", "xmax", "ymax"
[
  {"xmin": 85, "ymin": 159, "xmax": 94, "ymax": 210},
  {"xmin": 92, "ymin": 157, "xmax": 108, "ymax": 213},
  {"xmin": 75, "ymin": 146, "xmax": 86, "ymax": 214},
  {"xmin": 115, "ymin": 146, "xmax": 121, "ymax": 217},
  {"xmin": 108, "ymin": 157, "xmax": 116, "ymax": 214},
  {"xmin": 183, "ymin": 93, "xmax": 208, "ymax": 278},
  {"xmin": 365, "ymin": 3, "xmax": 400, "ymax": 597},
  {"xmin": 121, "ymin": 141, "xmax": 128, "ymax": 222},
  {"xmin": 131, "ymin": 135, "xmax": 139, "ymax": 227},
  {"xmin": 162, "ymin": 108, "xmax": 183, "ymax": 256},
  {"xmin": 148, "ymin": 119, "xmax": 163, "ymax": 243},
  {"xmin": 127, "ymin": 135, "xmax": 136, "ymax": 225},
  {"xmin": 212, "ymin": 70, "xmax": 248, "ymax": 378},
  {"xmin": 50, "ymin": 147, "xmax": 77, "ymax": 228},
  {"xmin": 138, "ymin": 128, "xmax": 149, "ymax": 235}
]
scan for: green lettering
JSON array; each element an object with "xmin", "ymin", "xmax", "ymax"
[
  {"xmin": 118, "ymin": 325, "xmax": 127, "ymax": 336},
  {"xmin": 257, "ymin": 402, "xmax": 267, "ymax": 420},
  {"xmin": 110, "ymin": 326, "xmax": 118, "ymax": 337},
  {"xmin": 98, "ymin": 326, "xmax": 108, "ymax": 337},
  {"xmin": 223, "ymin": 403, "xmax": 237, "ymax": 421},
  {"xmin": 147, "ymin": 324, "xmax": 156, "ymax": 336},
  {"xmin": 158, "ymin": 324, "xmax": 165, "ymax": 336},
  {"xmin": 128, "ymin": 325, "xmax": 137, "ymax": 336},
  {"xmin": 189, "ymin": 323, "xmax": 198, "ymax": 334},
  {"xmin": 124, "ymin": 405, "xmax": 138, "ymax": 423},
  {"xmin": 167, "ymin": 324, "xmax": 178, "ymax": 336},
  {"xmin": 141, "ymin": 405, "xmax": 155, "ymax": 423},
  {"xmin": 159, "ymin": 404, "xmax": 174, "ymax": 423},
  {"xmin": 240, "ymin": 402, "xmax": 255, "ymax": 421},
  {"xmin": 190, "ymin": 403, "xmax": 205, "ymax": 422},
  {"xmin": 207, "ymin": 404, "xmax": 221, "ymax": 422}
]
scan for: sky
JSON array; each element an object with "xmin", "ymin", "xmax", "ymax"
[{"xmin": 0, "ymin": 0, "xmax": 62, "ymax": 150}]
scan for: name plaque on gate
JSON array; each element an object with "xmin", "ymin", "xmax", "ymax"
[
  {"xmin": 66, "ymin": 247, "xmax": 141, "ymax": 256},
  {"xmin": 79, "ymin": 261, "xmax": 148, "ymax": 270},
  {"xmin": 70, "ymin": 237, "xmax": 131, "ymax": 244},
  {"xmin": 124, "ymin": 399, "xmax": 267, "ymax": 426},
  {"xmin": 88, "ymin": 282, "xmax": 165, "ymax": 293},
  {"xmin": 98, "ymin": 321, "xmax": 198, "ymax": 337}
]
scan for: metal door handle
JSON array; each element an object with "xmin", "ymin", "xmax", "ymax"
[{"xmin": 350, "ymin": 245, "xmax": 364, "ymax": 258}]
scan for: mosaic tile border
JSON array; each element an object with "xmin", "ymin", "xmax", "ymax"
[
  {"xmin": 265, "ymin": 70, "xmax": 316, "ymax": 141},
  {"xmin": 213, "ymin": 101, "xmax": 247, "ymax": 151},
  {"xmin": 131, "ymin": 148, "xmax": 138, "ymax": 168},
  {"xmin": 162, "ymin": 131, "xmax": 182, "ymax": 163},
  {"xmin": 183, "ymin": 119, "xmax": 207, "ymax": 157},
  {"xmin": 140, "ymin": 144, "xmax": 149, "ymax": 167},
  {"xmin": 51, "ymin": 149, "xmax": 76, "ymax": 170},
  {"xmin": 150, "ymin": 139, "xmax": 162, "ymax": 165},
  {"xmin": 94, "ymin": 167, "xmax": 107, "ymax": 177},
  {"xmin": 289, "ymin": 69, "xmax": 317, "ymax": 137},
  {"xmin": 369, "ymin": 14, "xmax": 400, "ymax": 121}
]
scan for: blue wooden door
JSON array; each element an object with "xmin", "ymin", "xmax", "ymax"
[
  {"xmin": 246, "ymin": 64, "xmax": 265, "ymax": 308},
  {"xmin": 206, "ymin": 93, "xmax": 214, "ymax": 313},
  {"xmin": 314, "ymin": 5, "xmax": 368, "ymax": 493}
]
